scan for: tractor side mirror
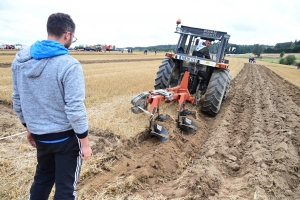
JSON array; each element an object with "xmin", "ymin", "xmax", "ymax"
[
  {"xmin": 228, "ymin": 47, "xmax": 236, "ymax": 53},
  {"xmin": 195, "ymin": 39, "xmax": 199, "ymax": 46}
]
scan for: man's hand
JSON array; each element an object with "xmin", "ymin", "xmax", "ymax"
[
  {"xmin": 26, "ymin": 128, "xmax": 36, "ymax": 148},
  {"xmin": 81, "ymin": 145, "xmax": 92, "ymax": 160},
  {"xmin": 79, "ymin": 137, "xmax": 92, "ymax": 160}
]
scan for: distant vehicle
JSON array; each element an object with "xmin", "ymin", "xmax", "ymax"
[
  {"xmin": 84, "ymin": 46, "xmax": 96, "ymax": 51},
  {"xmin": 103, "ymin": 45, "xmax": 115, "ymax": 52},
  {"xmin": 74, "ymin": 44, "xmax": 85, "ymax": 51},
  {"xmin": 15, "ymin": 44, "xmax": 23, "ymax": 50},
  {"xmin": 5, "ymin": 45, "xmax": 15, "ymax": 49},
  {"xmin": 95, "ymin": 44, "xmax": 102, "ymax": 52}
]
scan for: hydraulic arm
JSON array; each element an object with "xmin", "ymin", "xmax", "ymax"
[{"xmin": 131, "ymin": 71, "xmax": 198, "ymax": 142}]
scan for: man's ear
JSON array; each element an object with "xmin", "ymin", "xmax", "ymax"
[{"xmin": 63, "ymin": 32, "xmax": 69, "ymax": 41}]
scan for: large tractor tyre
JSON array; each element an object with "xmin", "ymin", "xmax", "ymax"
[
  {"xmin": 201, "ymin": 69, "xmax": 230, "ymax": 116},
  {"xmin": 223, "ymin": 73, "xmax": 232, "ymax": 101},
  {"xmin": 154, "ymin": 58, "xmax": 177, "ymax": 89}
]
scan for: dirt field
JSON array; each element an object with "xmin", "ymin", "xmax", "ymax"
[{"xmin": 1, "ymin": 52, "xmax": 300, "ymax": 199}]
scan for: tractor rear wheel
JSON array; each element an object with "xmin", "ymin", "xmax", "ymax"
[
  {"xmin": 201, "ymin": 69, "xmax": 231, "ymax": 116},
  {"xmin": 154, "ymin": 58, "xmax": 178, "ymax": 89}
]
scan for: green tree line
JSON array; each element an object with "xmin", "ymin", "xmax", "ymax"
[
  {"xmin": 131, "ymin": 44, "xmax": 268, "ymax": 55},
  {"xmin": 130, "ymin": 39, "xmax": 300, "ymax": 55},
  {"xmin": 264, "ymin": 39, "xmax": 300, "ymax": 53},
  {"xmin": 131, "ymin": 44, "xmax": 256, "ymax": 54},
  {"xmin": 127, "ymin": 45, "xmax": 177, "ymax": 52}
]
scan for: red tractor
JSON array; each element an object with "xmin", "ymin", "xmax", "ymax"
[
  {"xmin": 131, "ymin": 19, "xmax": 235, "ymax": 142},
  {"xmin": 103, "ymin": 45, "xmax": 113, "ymax": 52}
]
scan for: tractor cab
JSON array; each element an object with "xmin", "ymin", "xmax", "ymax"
[{"xmin": 173, "ymin": 19, "xmax": 234, "ymax": 63}]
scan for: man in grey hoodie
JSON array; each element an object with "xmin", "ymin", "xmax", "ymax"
[{"xmin": 11, "ymin": 13, "xmax": 92, "ymax": 200}]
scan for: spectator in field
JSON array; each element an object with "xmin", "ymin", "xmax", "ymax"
[
  {"xmin": 11, "ymin": 12, "xmax": 92, "ymax": 200},
  {"xmin": 155, "ymin": 50, "xmax": 157, "ymax": 55},
  {"xmin": 249, "ymin": 57, "xmax": 254, "ymax": 63},
  {"xmin": 298, "ymin": 62, "xmax": 300, "ymax": 69}
]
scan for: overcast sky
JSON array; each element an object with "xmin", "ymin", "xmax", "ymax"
[{"xmin": 0, "ymin": 0, "xmax": 299, "ymax": 48}]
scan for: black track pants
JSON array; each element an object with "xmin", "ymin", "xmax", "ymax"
[{"xmin": 29, "ymin": 135, "xmax": 82, "ymax": 200}]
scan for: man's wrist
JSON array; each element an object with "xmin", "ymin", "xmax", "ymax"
[
  {"xmin": 76, "ymin": 130, "xmax": 88, "ymax": 139},
  {"xmin": 79, "ymin": 137, "xmax": 90, "ymax": 147}
]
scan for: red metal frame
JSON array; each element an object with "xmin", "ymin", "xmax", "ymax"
[{"xmin": 147, "ymin": 71, "xmax": 195, "ymax": 116}]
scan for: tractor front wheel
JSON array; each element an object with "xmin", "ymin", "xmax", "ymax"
[{"xmin": 154, "ymin": 58, "xmax": 178, "ymax": 89}]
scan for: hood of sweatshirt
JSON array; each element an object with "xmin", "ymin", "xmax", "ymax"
[{"xmin": 14, "ymin": 40, "xmax": 69, "ymax": 78}]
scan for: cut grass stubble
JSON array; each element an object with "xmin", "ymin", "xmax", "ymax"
[
  {"xmin": 0, "ymin": 56, "xmax": 246, "ymax": 138},
  {"xmin": 84, "ymin": 60, "xmax": 163, "ymax": 137}
]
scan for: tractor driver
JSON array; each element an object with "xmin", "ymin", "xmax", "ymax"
[
  {"xmin": 192, "ymin": 39, "xmax": 213, "ymax": 95},
  {"xmin": 193, "ymin": 39, "xmax": 212, "ymax": 59}
]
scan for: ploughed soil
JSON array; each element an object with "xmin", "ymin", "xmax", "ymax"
[
  {"xmin": 1, "ymin": 63, "xmax": 300, "ymax": 199},
  {"xmin": 77, "ymin": 63, "xmax": 300, "ymax": 199}
]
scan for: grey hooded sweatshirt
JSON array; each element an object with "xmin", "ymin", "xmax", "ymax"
[{"xmin": 12, "ymin": 43, "xmax": 88, "ymax": 140}]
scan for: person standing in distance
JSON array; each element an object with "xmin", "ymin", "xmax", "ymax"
[{"xmin": 11, "ymin": 13, "xmax": 92, "ymax": 200}]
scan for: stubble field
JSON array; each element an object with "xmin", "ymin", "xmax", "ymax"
[{"xmin": 0, "ymin": 50, "xmax": 300, "ymax": 199}]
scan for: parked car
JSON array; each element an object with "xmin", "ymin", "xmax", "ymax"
[{"xmin": 84, "ymin": 46, "xmax": 96, "ymax": 51}]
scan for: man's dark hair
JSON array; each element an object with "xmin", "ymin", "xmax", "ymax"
[{"xmin": 47, "ymin": 13, "xmax": 75, "ymax": 37}]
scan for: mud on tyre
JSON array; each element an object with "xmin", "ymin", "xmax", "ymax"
[
  {"xmin": 202, "ymin": 69, "xmax": 231, "ymax": 116},
  {"xmin": 154, "ymin": 58, "xmax": 178, "ymax": 89},
  {"xmin": 223, "ymin": 73, "xmax": 232, "ymax": 101}
]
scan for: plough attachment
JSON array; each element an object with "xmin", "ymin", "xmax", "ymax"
[{"xmin": 131, "ymin": 71, "xmax": 198, "ymax": 142}]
